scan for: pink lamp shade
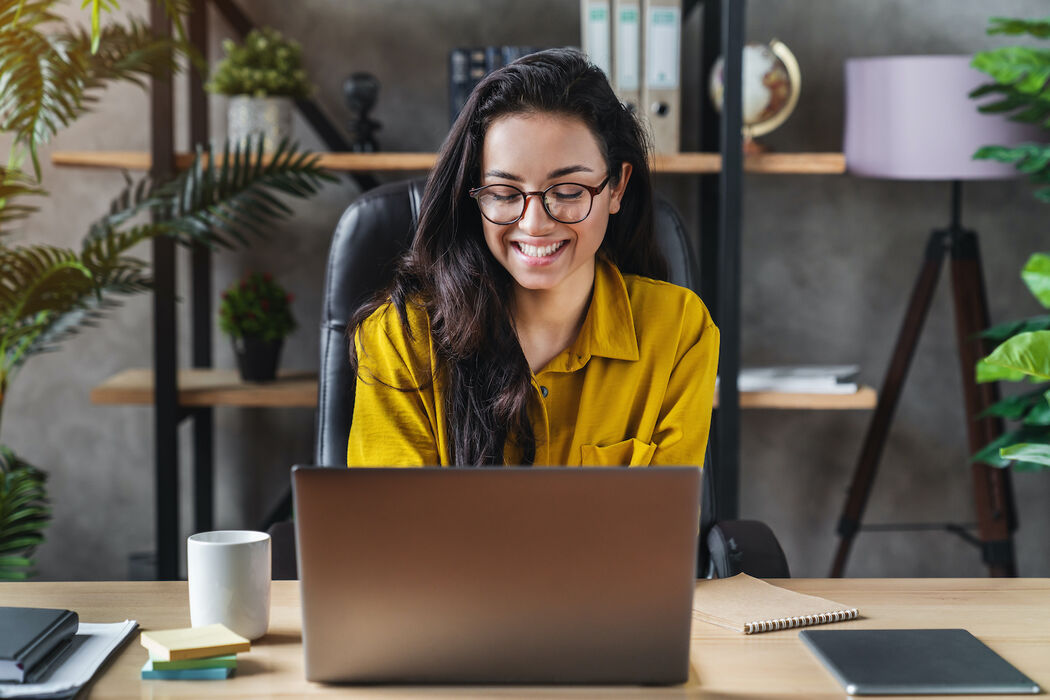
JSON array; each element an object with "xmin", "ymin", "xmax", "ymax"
[{"xmin": 844, "ymin": 55, "xmax": 1042, "ymax": 180}]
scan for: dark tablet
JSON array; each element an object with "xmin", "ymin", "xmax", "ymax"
[{"xmin": 800, "ymin": 628, "xmax": 1040, "ymax": 696}]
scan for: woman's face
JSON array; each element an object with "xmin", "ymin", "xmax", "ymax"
[{"xmin": 477, "ymin": 112, "xmax": 630, "ymax": 298}]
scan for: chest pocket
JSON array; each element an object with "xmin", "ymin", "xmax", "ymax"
[{"xmin": 581, "ymin": 438, "xmax": 657, "ymax": 467}]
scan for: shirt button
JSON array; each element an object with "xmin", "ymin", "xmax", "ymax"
[{"xmin": 540, "ymin": 386, "xmax": 549, "ymax": 398}]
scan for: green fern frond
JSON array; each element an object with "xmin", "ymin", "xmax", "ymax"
[
  {"xmin": 0, "ymin": 245, "xmax": 93, "ymax": 322},
  {"xmin": 79, "ymin": 0, "xmax": 120, "ymax": 53},
  {"xmin": 88, "ymin": 137, "xmax": 336, "ymax": 250},
  {"xmin": 0, "ymin": 445, "xmax": 49, "ymax": 580},
  {"xmin": 1, "ymin": 6, "xmax": 191, "ymax": 177},
  {"xmin": 64, "ymin": 18, "xmax": 182, "ymax": 91},
  {"xmin": 0, "ymin": 167, "xmax": 46, "ymax": 234},
  {"xmin": 0, "ymin": 24, "xmax": 89, "ymax": 176},
  {"xmin": 0, "ymin": 230, "xmax": 154, "ymax": 373}
]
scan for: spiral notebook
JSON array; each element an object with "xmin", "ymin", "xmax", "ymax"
[{"xmin": 693, "ymin": 574, "xmax": 858, "ymax": 634}]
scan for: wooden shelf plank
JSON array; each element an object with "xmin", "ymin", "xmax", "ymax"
[
  {"xmin": 91, "ymin": 368, "xmax": 317, "ymax": 407},
  {"xmin": 52, "ymin": 151, "xmax": 846, "ymax": 175},
  {"xmin": 716, "ymin": 385, "xmax": 878, "ymax": 410},
  {"xmin": 92, "ymin": 369, "xmax": 875, "ymax": 410}
]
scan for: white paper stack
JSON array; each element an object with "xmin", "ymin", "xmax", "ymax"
[
  {"xmin": 0, "ymin": 621, "xmax": 138, "ymax": 699},
  {"xmin": 732, "ymin": 365, "xmax": 861, "ymax": 394}
]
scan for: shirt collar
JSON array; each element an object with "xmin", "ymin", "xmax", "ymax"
[{"xmin": 566, "ymin": 257, "xmax": 640, "ymax": 367}]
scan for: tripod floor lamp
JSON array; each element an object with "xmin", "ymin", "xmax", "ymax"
[{"xmin": 830, "ymin": 55, "xmax": 1041, "ymax": 578}]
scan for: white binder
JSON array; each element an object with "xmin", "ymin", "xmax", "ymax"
[
  {"xmin": 641, "ymin": 0, "xmax": 681, "ymax": 153},
  {"xmin": 580, "ymin": 0, "xmax": 612, "ymax": 78},
  {"xmin": 612, "ymin": 0, "xmax": 642, "ymax": 115}
]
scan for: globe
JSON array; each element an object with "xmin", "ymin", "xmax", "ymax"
[{"xmin": 708, "ymin": 39, "xmax": 801, "ymax": 145}]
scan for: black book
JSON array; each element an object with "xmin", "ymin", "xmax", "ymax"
[
  {"xmin": 0, "ymin": 607, "xmax": 79, "ymax": 683},
  {"xmin": 448, "ymin": 47, "xmax": 472, "ymax": 126}
]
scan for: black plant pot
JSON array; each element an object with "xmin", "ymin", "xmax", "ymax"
[{"xmin": 233, "ymin": 335, "xmax": 283, "ymax": 382}]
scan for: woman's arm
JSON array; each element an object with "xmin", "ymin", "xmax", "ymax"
[
  {"xmin": 650, "ymin": 318, "xmax": 720, "ymax": 467},
  {"xmin": 347, "ymin": 311, "xmax": 441, "ymax": 467}
]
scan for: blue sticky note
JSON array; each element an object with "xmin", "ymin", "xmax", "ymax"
[{"xmin": 141, "ymin": 659, "xmax": 234, "ymax": 680}]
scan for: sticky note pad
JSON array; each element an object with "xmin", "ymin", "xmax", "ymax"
[
  {"xmin": 148, "ymin": 653, "xmax": 237, "ymax": 671},
  {"xmin": 141, "ymin": 659, "xmax": 234, "ymax": 680},
  {"xmin": 140, "ymin": 624, "xmax": 250, "ymax": 661}
]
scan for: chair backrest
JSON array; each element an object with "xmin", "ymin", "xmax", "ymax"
[{"xmin": 314, "ymin": 179, "xmax": 718, "ymax": 565}]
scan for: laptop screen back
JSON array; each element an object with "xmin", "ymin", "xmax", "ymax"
[{"xmin": 292, "ymin": 466, "xmax": 700, "ymax": 685}]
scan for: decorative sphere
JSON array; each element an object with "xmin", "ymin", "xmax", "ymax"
[{"xmin": 708, "ymin": 39, "xmax": 800, "ymax": 139}]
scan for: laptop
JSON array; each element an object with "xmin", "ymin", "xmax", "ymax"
[
  {"xmin": 292, "ymin": 465, "xmax": 700, "ymax": 685},
  {"xmin": 800, "ymin": 629, "xmax": 1041, "ymax": 695}
]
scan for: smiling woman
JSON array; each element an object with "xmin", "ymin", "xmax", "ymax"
[{"xmin": 345, "ymin": 48, "xmax": 719, "ymax": 468}]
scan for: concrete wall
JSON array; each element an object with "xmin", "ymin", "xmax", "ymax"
[{"xmin": 6, "ymin": 0, "xmax": 1049, "ymax": 580}]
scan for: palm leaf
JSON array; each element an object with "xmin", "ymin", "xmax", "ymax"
[
  {"xmin": 64, "ymin": 18, "xmax": 182, "ymax": 91},
  {"xmin": 0, "ymin": 230, "xmax": 154, "ymax": 372},
  {"xmin": 0, "ymin": 166, "xmax": 46, "ymax": 234},
  {"xmin": 0, "ymin": 20, "xmax": 87, "ymax": 176},
  {"xmin": 0, "ymin": 6, "xmax": 189, "ymax": 177},
  {"xmin": 80, "ymin": 0, "xmax": 120, "ymax": 53},
  {"xmin": 0, "ymin": 445, "xmax": 48, "ymax": 580},
  {"xmin": 88, "ymin": 137, "xmax": 336, "ymax": 250}
]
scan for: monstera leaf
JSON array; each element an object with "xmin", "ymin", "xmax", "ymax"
[
  {"xmin": 0, "ymin": 445, "xmax": 49, "ymax": 580},
  {"xmin": 971, "ymin": 18, "xmax": 1050, "ymax": 201}
]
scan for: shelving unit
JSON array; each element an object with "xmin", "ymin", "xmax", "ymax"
[
  {"xmin": 89, "ymin": 368, "xmax": 876, "ymax": 411},
  {"xmin": 63, "ymin": 0, "xmax": 872, "ymax": 579},
  {"xmin": 51, "ymin": 150, "xmax": 847, "ymax": 175}
]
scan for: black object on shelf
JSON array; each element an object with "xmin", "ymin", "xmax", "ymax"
[{"xmin": 344, "ymin": 72, "xmax": 382, "ymax": 153}]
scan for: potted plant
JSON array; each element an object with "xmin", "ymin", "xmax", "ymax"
[
  {"xmin": 219, "ymin": 272, "xmax": 297, "ymax": 382},
  {"xmin": 206, "ymin": 27, "xmax": 315, "ymax": 151},
  {"xmin": 0, "ymin": 2, "xmax": 334, "ymax": 579},
  {"xmin": 969, "ymin": 16, "xmax": 1050, "ymax": 471}
]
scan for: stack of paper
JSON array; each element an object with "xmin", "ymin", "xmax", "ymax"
[
  {"xmin": 139, "ymin": 624, "xmax": 249, "ymax": 681},
  {"xmin": 0, "ymin": 620, "xmax": 138, "ymax": 699},
  {"xmin": 735, "ymin": 365, "xmax": 860, "ymax": 394}
]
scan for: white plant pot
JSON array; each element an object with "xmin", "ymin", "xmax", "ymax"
[{"xmin": 227, "ymin": 95, "xmax": 293, "ymax": 151}]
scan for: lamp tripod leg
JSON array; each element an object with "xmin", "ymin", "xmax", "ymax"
[
  {"xmin": 948, "ymin": 230, "xmax": 1018, "ymax": 577},
  {"xmin": 830, "ymin": 230, "xmax": 948, "ymax": 578}
]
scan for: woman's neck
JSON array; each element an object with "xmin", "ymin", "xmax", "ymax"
[{"xmin": 511, "ymin": 262, "xmax": 596, "ymax": 374}]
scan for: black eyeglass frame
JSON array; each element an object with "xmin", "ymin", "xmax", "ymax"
[{"xmin": 468, "ymin": 175, "xmax": 612, "ymax": 225}]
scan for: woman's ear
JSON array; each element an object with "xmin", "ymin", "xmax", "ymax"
[{"xmin": 608, "ymin": 162, "xmax": 632, "ymax": 215}]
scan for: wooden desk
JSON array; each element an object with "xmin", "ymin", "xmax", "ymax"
[{"xmin": 1, "ymin": 579, "xmax": 1046, "ymax": 698}]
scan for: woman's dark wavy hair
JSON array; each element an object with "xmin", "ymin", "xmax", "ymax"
[{"xmin": 349, "ymin": 47, "xmax": 667, "ymax": 466}]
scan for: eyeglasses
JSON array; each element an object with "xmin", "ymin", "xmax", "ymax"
[{"xmin": 468, "ymin": 176, "xmax": 611, "ymax": 225}]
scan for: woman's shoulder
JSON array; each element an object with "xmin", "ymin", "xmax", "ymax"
[
  {"xmin": 620, "ymin": 272, "xmax": 715, "ymax": 332},
  {"xmin": 355, "ymin": 296, "xmax": 433, "ymax": 362}
]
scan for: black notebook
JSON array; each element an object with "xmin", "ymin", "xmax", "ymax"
[
  {"xmin": 800, "ymin": 629, "xmax": 1041, "ymax": 696},
  {"xmin": 0, "ymin": 607, "xmax": 79, "ymax": 683}
]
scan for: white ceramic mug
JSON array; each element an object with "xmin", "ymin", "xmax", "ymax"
[{"xmin": 187, "ymin": 530, "xmax": 271, "ymax": 640}]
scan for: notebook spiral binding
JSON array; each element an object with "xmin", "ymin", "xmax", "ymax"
[{"xmin": 744, "ymin": 608, "xmax": 859, "ymax": 634}]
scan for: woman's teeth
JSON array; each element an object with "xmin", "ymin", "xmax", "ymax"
[{"xmin": 517, "ymin": 241, "xmax": 566, "ymax": 258}]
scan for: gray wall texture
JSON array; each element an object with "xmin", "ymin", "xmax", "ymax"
[{"xmin": 6, "ymin": 0, "xmax": 1050, "ymax": 580}]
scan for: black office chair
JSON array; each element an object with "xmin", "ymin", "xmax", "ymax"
[{"xmin": 271, "ymin": 179, "xmax": 789, "ymax": 580}]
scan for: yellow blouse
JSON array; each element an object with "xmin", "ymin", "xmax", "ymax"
[{"xmin": 348, "ymin": 258, "xmax": 719, "ymax": 467}]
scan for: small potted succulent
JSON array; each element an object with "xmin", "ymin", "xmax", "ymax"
[
  {"xmin": 219, "ymin": 272, "xmax": 297, "ymax": 382},
  {"xmin": 206, "ymin": 27, "xmax": 314, "ymax": 151}
]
